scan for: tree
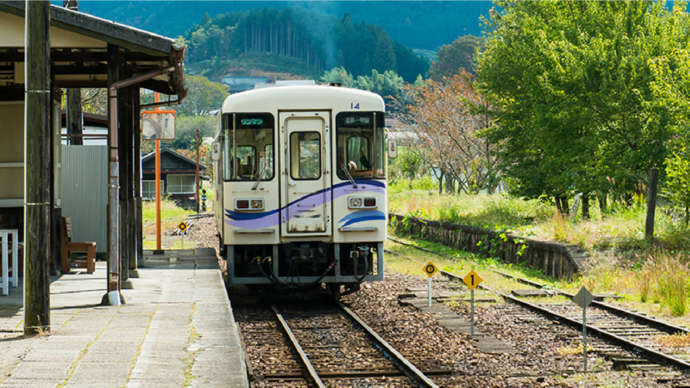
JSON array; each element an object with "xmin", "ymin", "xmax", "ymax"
[
  {"xmin": 320, "ymin": 66, "xmax": 355, "ymax": 87},
  {"xmin": 430, "ymin": 35, "xmax": 484, "ymax": 80},
  {"xmin": 396, "ymin": 72, "xmax": 497, "ymax": 194},
  {"xmin": 176, "ymin": 75, "xmax": 228, "ymax": 116},
  {"xmin": 477, "ymin": 1, "xmax": 689, "ymax": 224}
]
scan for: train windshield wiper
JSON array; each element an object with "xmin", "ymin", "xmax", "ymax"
[{"xmin": 342, "ymin": 161, "xmax": 358, "ymax": 189}]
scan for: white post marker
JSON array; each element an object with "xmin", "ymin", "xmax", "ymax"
[
  {"xmin": 462, "ymin": 270, "xmax": 482, "ymax": 336},
  {"xmin": 178, "ymin": 221, "xmax": 188, "ymax": 250},
  {"xmin": 572, "ymin": 286, "xmax": 594, "ymax": 372},
  {"xmin": 423, "ymin": 262, "xmax": 437, "ymax": 307}
]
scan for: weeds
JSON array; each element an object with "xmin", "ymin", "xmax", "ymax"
[{"xmin": 636, "ymin": 252, "xmax": 689, "ymax": 316}]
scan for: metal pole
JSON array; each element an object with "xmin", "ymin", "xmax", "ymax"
[
  {"xmin": 24, "ymin": 0, "xmax": 52, "ymax": 335},
  {"xmin": 195, "ymin": 128, "xmax": 200, "ymax": 214},
  {"xmin": 155, "ymin": 93, "xmax": 161, "ymax": 251},
  {"xmin": 583, "ymin": 305, "xmax": 587, "ymax": 372},
  {"xmin": 427, "ymin": 277, "xmax": 432, "ymax": 307},
  {"xmin": 470, "ymin": 289, "xmax": 475, "ymax": 336}
]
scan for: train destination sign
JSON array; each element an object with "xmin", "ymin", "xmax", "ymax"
[
  {"xmin": 462, "ymin": 270, "xmax": 482, "ymax": 290},
  {"xmin": 423, "ymin": 262, "xmax": 437, "ymax": 277}
]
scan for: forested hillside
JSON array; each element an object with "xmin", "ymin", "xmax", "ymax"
[
  {"xmin": 182, "ymin": 9, "xmax": 429, "ymax": 82},
  {"xmin": 79, "ymin": 1, "xmax": 490, "ymax": 51}
]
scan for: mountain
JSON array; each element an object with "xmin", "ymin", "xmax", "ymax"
[
  {"xmin": 181, "ymin": 8, "xmax": 430, "ymax": 82},
  {"xmin": 76, "ymin": 1, "xmax": 492, "ymax": 51}
]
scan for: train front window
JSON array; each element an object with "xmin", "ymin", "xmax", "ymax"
[
  {"xmin": 290, "ymin": 132, "xmax": 321, "ymax": 180},
  {"xmin": 336, "ymin": 112, "xmax": 385, "ymax": 180},
  {"xmin": 223, "ymin": 113, "xmax": 274, "ymax": 181}
]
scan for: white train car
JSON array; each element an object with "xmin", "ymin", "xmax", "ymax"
[{"xmin": 213, "ymin": 85, "xmax": 390, "ymax": 291}]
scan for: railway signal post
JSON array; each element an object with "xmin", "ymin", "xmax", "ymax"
[
  {"xmin": 572, "ymin": 286, "xmax": 594, "ymax": 372},
  {"xmin": 177, "ymin": 221, "xmax": 188, "ymax": 249},
  {"xmin": 423, "ymin": 262, "xmax": 437, "ymax": 307},
  {"xmin": 462, "ymin": 270, "xmax": 482, "ymax": 336}
]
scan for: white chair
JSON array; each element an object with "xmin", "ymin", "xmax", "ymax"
[{"xmin": 0, "ymin": 229, "xmax": 18, "ymax": 296}]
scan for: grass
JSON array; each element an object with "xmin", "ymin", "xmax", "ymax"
[
  {"xmin": 388, "ymin": 226, "xmax": 690, "ymax": 322},
  {"xmin": 142, "ymin": 195, "xmax": 205, "ymax": 250},
  {"xmin": 384, "ymin": 233, "xmax": 564, "ymax": 298},
  {"xmin": 388, "ymin": 191, "xmax": 690, "ymax": 253},
  {"xmin": 389, "ymin": 190, "xmax": 690, "ymax": 319}
]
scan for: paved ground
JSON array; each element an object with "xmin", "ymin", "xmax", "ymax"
[{"xmin": 0, "ymin": 252, "xmax": 248, "ymax": 388}]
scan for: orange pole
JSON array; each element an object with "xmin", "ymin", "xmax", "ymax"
[{"xmin": 155, "ymin": 92, "xmax": 161, "ymax": 250}]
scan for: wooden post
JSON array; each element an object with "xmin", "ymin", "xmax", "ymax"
[
  {"xmin": 118, "ymin": 85, "xmax": 131, "ymax": 286},
  {"xmin": 133, "ymin": 89, "xmax": 142, "ymax": 275},
  {"xmin": 63, "ymin": 0, "xmax": 82, "ymax": 146},
  {"xmin": 196, "ymin": 128, "xmax": 200, "ymax": 214},
  {"xmin": 24, "ymin": 0, "xmax": 51, "ymax": 335},
  {"xmin": 155, "ymin": 93, "xmax": 161, "ymax": 252},
  {"xmin": 105, "ymin": 43, "xmax": 121, "ymax": 304},
  {"xmin": 645, "ymin": 167, "xmax": 658, "ymax": 241}
]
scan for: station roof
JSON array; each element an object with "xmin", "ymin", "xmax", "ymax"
[{"xmin": 0, "ymin": 1, "xmax": 186, "ymax": 99}]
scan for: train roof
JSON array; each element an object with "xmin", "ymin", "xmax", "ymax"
[{"xmin": 222, "ymin": 85, "xmax": 385, "ymax": 113}]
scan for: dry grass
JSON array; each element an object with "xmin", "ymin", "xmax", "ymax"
[
  {"xmin": 556, "ymin": 343, "xmax": 593, "ymax": 356},
  {"xmin": 652, "ymin": 333, "xmax": 690, "ymax": 348}
]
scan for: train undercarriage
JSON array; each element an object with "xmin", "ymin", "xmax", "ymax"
[{"xmin": 225, "ymin": 242, "xmax": 384, "ymax": 290}]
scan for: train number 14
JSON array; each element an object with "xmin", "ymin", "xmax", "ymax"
[{"xmin": 350, "ymin": 102, "xmax": 360, "ymax": 110}]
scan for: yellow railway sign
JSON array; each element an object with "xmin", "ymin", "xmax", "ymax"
[
  {"xmin": 463, "ymin": 270, "xmax": 482, "ymax": 290},
  {"xmin": 423, "ymin": 262, "xmax": 437, "ymax": 277},
  {"xmin": 177, "ymin": 221, "xmax": 188, "ymax": 233}
]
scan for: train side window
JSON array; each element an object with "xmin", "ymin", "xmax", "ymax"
[{"xmin": 290, "ymin": 132, "xmax": 321, "ymax": 180}]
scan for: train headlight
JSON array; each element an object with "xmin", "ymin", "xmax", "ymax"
[
  {"xmin": 348, "ymin": 197, "xmax": 363, "ymax": 208},
  {"xmin": 236, "ymin": 198, "xmax": 265, "ymax": 210},
  {"xmin": 363, "ymin": 198, "xmax": 376, "ymax": 207}
]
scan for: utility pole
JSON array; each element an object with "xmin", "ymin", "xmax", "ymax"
[
  {"xmin": 25, "ymin": 0, "xmax": 51, "ymax": 335},
  {"xmin": 195, "ymin": 128, "xmax": 200, "ymax": 214}
]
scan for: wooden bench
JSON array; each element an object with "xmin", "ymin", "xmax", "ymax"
[{"xmin": 60, "ymin": 217, "xmax": 96, "ymax": 274}]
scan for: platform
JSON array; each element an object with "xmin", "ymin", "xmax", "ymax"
[{"xmin": 0, "ymin": 258, "xmax": 248, "ymax": 388}]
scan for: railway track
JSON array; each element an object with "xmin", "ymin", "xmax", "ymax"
[
  {"xmin": 387, "ymin": 237, "xmax": 690, "ymax": 375},
  {"xmin": 270, "ymin": 302, "xmax": 441, "ymax": 387}
]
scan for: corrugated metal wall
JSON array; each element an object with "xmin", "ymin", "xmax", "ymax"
[{"xmin": 61, "ymin": 145, "xmax": 107, "ymax": 252}]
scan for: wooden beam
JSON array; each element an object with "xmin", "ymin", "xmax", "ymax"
[
  {"xmin": 0, "ymin": 1, "xmax": 176, "ymax": 56},
  {"xmin": 25, "ymin": 0, "xmax": 51, "ymax": 336}
]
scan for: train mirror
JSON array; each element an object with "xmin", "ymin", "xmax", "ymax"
[
  {"xmin": 211, "ymin": 141, "xmax": 221, "ymax": 161},
  {"xmin": 387, "ymin": 138, "xmax": 398, "ymax": 158}
]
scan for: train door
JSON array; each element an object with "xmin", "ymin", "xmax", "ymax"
[{"xmin": 279, "ymin": 111, "xmax": 331, "ymax": 236}]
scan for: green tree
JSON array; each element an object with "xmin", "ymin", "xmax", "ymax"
[
  {"xmin": 430, "ymin": 35, "xmax": 484, "ymax": 80},
  {"xmin": 477, "ymin": 1, "xmax": 689, "ymax": 222},
  {"xmin": 177, "ymin": 75, "xmax": 228, "ymax": 116},
  {"xmin": 319, "ymin": 66, "xmax": 355, "ymax": 87}
]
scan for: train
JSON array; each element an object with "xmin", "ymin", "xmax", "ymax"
[{"xmin": 212, "ymin": 84, "xmax": 393, "ymax": 293}]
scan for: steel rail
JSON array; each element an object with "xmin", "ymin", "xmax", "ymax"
[
  {"xmin": 388, "ymin": 237, "xmax": 690, "ymax": 335},
  {"xmin": 489, "ymin": 268, "xmax": 690, "ymax": 336},
  {"xmin": 337, "ymin": 302, "xmax": 440, "ymax": 388},
  {"xmin": 270, "ymin": 305, "xmax": 326, "ymax": 388},
  {"xmin": 439, "ymin": 270, "xmax": 690, "ymax": 372}
]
